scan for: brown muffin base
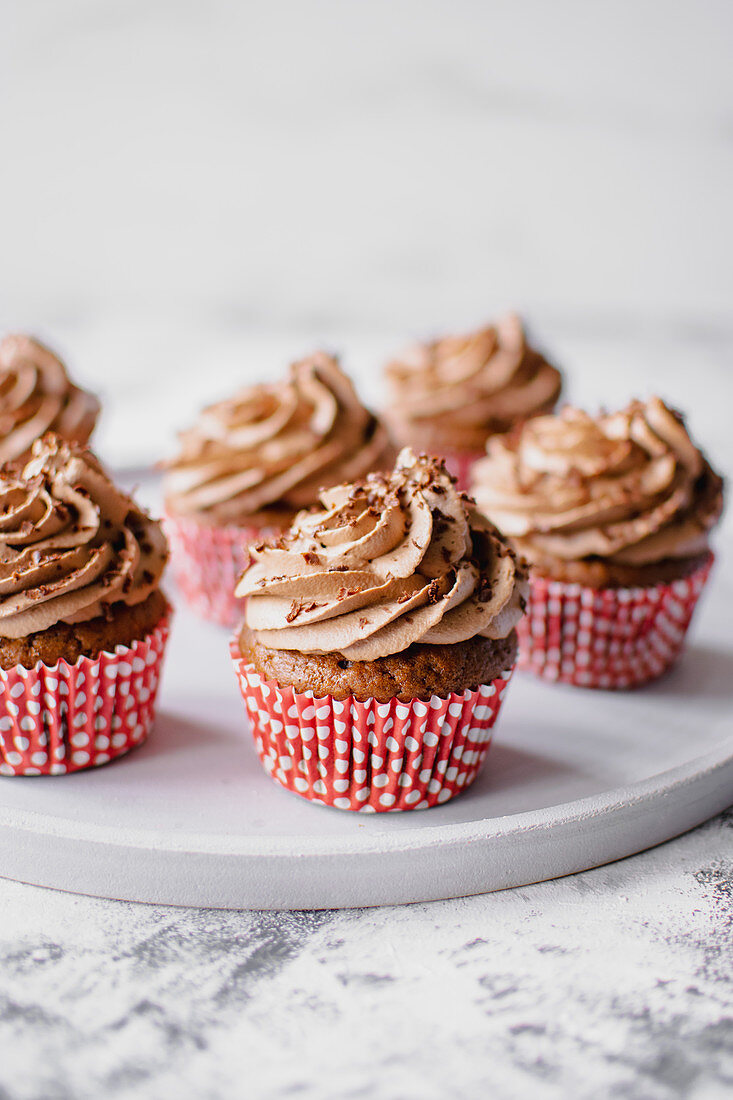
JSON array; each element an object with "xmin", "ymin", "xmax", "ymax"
[
  {"xmin": 239, "ymin": 627, "xmax": 518, "ymax": 703},
  {"xmin": 0, "ymin": 590, "xmax": 170, "ymax": 670},
  {"xmin": 521, "ymin": 550, "xmax": 712, "ymax": 590}
]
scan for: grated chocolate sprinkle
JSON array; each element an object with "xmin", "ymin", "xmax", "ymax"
[{"xmin": 426, "ymin": 579, "xmax": 443, "ymax": 605}]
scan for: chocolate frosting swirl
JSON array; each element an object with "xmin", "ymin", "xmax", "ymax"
[
  {"xmin": 164, "ymin": 352, "xmax": 395, "ymax": 524},
  {"xmin": 237, "ymin": 448, "xmax": 528, "ymax": 661},
  {"xmin": 471, "ymin": 398, "xmax": 724, "ymax": 566},
  {"xmin": 0, "ymin": 435, "xmax": 168, "ymax": 638},
  {"xmin": 384, "ymin": 314, "xmax": 562, "ymax": 451},
  {"xmin": 0, "ymin": 335, "xmax": 100, "ymax": 464}
]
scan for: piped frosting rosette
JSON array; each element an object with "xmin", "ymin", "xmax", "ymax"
[
  {"xmin": 237, "ymin": 449, "xmax": 526, "ymax": 658},
  {"xmin": 0, "ymin": 436, "xmax": 170, "ymax": 775},
  {"xmin": 231, "ymin": 449, "xmax": 527, "ymax": 810},
  {"xmin": 163, "ymin": 351, "xmax": 395, "ymax": 625},
  {"xmin": 471, "ymin": 398, "xmax": 724, "ymax": 687},
  {"xmin": 384, "ymin": 314, "xmax": 562, "ymax": 478},
  {"xmin": 0, "ymin": 437, "xmax": 168, "ymax": 637},
  {"xmin": 164, "ymin": 351, "xmax": 394, "ymax": 524},
  {"xmin": 0, "ymin": 335, "xmax": 100, "ymax": 464}
]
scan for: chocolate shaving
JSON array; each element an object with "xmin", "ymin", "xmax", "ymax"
[
  {"xmin": 426, "ymin": 579, "xmax": 443, "ymax": 605},
  {"xmin": 338, "ymin": 587, "xmax": 362, "ymax": 600},
  {"xmin": 477, "ymin": 577, "xmax": 493, "ymax": 603},
  {"xmin": 285, "ymin": 598, "xmax": 325, "ymax": 621},
  {"xmin": 286, "ymin": 599, "xmax": 301, "ymax": 623}
]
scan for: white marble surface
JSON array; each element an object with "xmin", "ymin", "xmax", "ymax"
[
  {"xmin": 1, "ymin": 2, "xmax": 732, "ymax": 1097},
  {"xmin": 0, "ymin": 815, "xmax": 731, "ymax": 1099}
]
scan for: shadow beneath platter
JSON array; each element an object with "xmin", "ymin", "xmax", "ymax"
[{"xmin": 645, "ymin": 643, "xmax": 733, "ymax": 702}]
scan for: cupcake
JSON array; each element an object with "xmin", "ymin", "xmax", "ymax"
[
  {"xmin": 231, "ymin": 448, "xmax": 527, "ymax": 812},
  {"xmin": 383, "ymin": 313, "xmax": 562, "ymax": 489},
  {"xmin": 0, "ymin": 434, "xmax": 171, "ymax": 776},
  {"xmin": 163, "ymin": 351, "xmax": 395, "ymax": 627},
  {"xmin": 471, "ymin": 398, "xmax": 724, "ymax": 688},
  {"xmin": 0, "ymin": 334, "xmax": 100, "ymax": 462}
]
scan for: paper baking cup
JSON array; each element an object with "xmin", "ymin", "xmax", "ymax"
[
  {"xmin": 164, "ymin": 513, "xmax": 281, "ymax": 628},
  {"xmin": 0, "ymin": 618, "xmax": 170, "ymax": 777},
  {"xmin": 517, "ymin": 554, "xmax": 714, "ymax": 689},
  {"xmin": 441, "ymin": 449, "xmax": 486, "ymax": 492},
  {"xmin": 230, "ymin": 643, "xmax": 515, "ymax": 811}
]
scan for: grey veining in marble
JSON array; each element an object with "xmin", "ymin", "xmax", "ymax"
[{"xmin": 1, "ymin": 813, "xmax": 731, "ymax": 1100}]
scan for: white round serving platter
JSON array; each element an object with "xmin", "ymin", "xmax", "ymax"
[{"xmin": 0, "ymin": 546, "xmax": 731, "ymax": 910}]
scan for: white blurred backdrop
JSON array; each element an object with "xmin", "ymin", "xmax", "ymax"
[{"xmin": 1, "ymin": 0, "xmax": 731, "ymax": 487}]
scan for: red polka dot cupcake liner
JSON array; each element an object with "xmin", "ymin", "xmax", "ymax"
[
  {"xmin": 0, "ymin": 618, "xmax": 170, "ymax": 777},
  {"xmin": 164, "ymin": 513, "xmax": 281, "ymax": 628},
  {"xmin": 231, "ymin": 642, "xmax": 515, "ymax": 812},
  {"xmin": 517, "ymin": 554, "xmax": 714, "ymax": 689}
]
